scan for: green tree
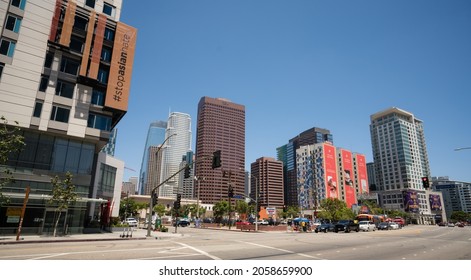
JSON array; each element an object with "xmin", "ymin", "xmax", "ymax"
[
  {"xmin": 319, "ymin": 198, "xmax": 354, "ymax": 222},
  {"xmin": 213, "ymin": 200, "xmax": 229, "ymax": 222},
  {"xmin": 153, "ymin": 204, "xmax": 166, "ymax": 217},
  {"xmin": 119, "ymin": 198, "xmax": 146, "ymax": 220},
  {"xmin": 0, "ymin": 116, "xmax": 25, "ymax": 206},
  {"xmin": 281, "ymin": 205, "xmax": 299, "ymax": 219},
  {"xmin": 235, "ymin": 200, "xmax": 249, "ymax": 217},
  {"xmin": 48, "ymin": 172, "xmax": 78, "ymax": 237},
  {"xmin": 359, "ymin": 200, "xmax": 383, "ymax": 215},
  {"xmin": 450, "ymin": 211, "xmax": 470, "ymax": 222}
]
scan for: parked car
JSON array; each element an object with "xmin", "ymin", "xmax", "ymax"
[
  {"xmin": 235, "ymin": 220, "xmax": 251, "ymax": 226},
  {"xmin": 123, "ymin": 217, "xmax": 138, "ymax": 227},
  {"xmin": 447, "ymin": 222, "xmax": 455, "ymax": 227},
  {"xmin": 254, "ymin": 220, "xmax": 269, "ymax": 225},
  {"xmin": 388, "ymin": 222, "xmax": 400, "ymax": 230},
  {"xmin": 174, "ymin": 219, "xmax": 190, "ymax": 227},
  {"xmin": 377, "ymin": 222, "xmax": 389, "ymax": 230},
  {"xmin": 358, "ymin": 221, "xmax": 376, "ymax": 232},
  {"xmin": 334, "ymin": 220, "xmax": 360, "ymax": 233},
  {"xmin": 315, "ymin": 223, "xmax": 335, "ymax": 233},
  {"xmin": 437, "ymin": 222, "xmax": 446, "ymax": 227}
]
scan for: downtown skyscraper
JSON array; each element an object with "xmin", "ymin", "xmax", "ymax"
[
  {"xmin": 139, "ymin": 121, "xmax": 167, "ymax": 195},
  {"xmin": 159, "ymin": 112, "xmax": 192, "ymax": 198},
  {"xmin": 194, "ymin": 97, "xmax": 245, "ymax": 204}
]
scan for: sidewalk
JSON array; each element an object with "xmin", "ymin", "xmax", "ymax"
[{"xmin": 0, "ymin": 228, "xmax": 180, "ymax": 245}]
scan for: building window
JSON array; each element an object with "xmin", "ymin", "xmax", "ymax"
[
  {"xmin": 101, "ymin": 47, "xmax": 112, "ymax": 62},
  {"xmin": 85, "ymin": 0, "xmax": 95, "ymax": 8},
  {"xmin": 60, "ymin": 57, "xmax": 80, "ymax": 75},
  {"xmin": 99, "ymin": 163, "xmax": 117, "ymax": 193},
  {"xmin": 103, "ymin": 3, "xmax": 116, "ymax": 17},
  {"xmin": 33, "ymin": 102, "xmax": 43, "ymax": 118},
  {"xmin": 5, "ymin": 14, "xmax": 22, "ymax": 33},
  {"xmin": 0, "ymin": 63, "xmax": 4, "ymax": 80},
  {"xmin": 91, "ymin": 89, "xmax": 105, "ymax": 106},
  {"xmin": 44, "ymin": 52, "xmax": 54, "ymax": 68},
  {"xmin": 69, "ymin": 36, "xmax": 84, "ymax": 53},
  {"xmin": 50, "ymin": 105, "xmax": 70, "ymax": 123},
  {"xmin": 55, "ymin": 80, "xmax": 75, "ymax": 98},
  {"xmin": 0, "ymin": 38, "xmax": 16, "ymax": 57},
  {"xmin": 10, "ymin": 0, "xmax": 26, "ymax": 10},
  {"xmin": 39, "ymin": 76, "xmax": 48, "ymax": 92},
  {"xmin": 104, "ymin": 27, "xmax": 115, "ymax": 41},
  {"xmin": 98, "ymin": 67, "xmax": 109, "ymax": 84},
  {"xmin": 88, "ymin": 114, "xmax": 111, "ymax": 131},
  {"xmin": 73, "ymin": 16, "xmax": 88, "ymax": 31}
]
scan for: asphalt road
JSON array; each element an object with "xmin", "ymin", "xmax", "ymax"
[{"xmin": 1, "ymin": 225, "xmax": 470, "ymax": 260}]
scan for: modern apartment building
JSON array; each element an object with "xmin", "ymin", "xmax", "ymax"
[
  {"xmin": 370, "ymin": 108, "xmax": 442, "ymax": 224},
  {"xmin": 159, "ymin": 112, "xmax": 192, "ymax": 198},
  {"xmin": 194, "ymin": 97, "xmax": 245, "ymax": 205},
  {"xmin": 0, "ymin": 0, "xmax": 136, "ymax": 234},
  {"xmin": 139, "ymin": 121, "xmax": 166, "ymax": 195},
  {"xmin": 277, "ymin": 127, "xmax": 333, "ymax": 207},
  {"xmin": 250, "ymin": 157, "xmax": 284, "ymax": 210},
  {"xmin": 296, "ymin": 143, "xmax": 368, "ymax": 213},
  {"xmin": 433, "ymin": 176, "xmax": 471, "ymax": 219}
]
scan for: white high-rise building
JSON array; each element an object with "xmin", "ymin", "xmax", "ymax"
[
  {"xmin": 370, "ymin": 107, "xmax": 440, "ymax": 224},
  {"xmin": 370, "ymin": 107, "xmax": 431, "ymax": 192},
  {"xmin": 159, "ymin": 112, "xmax": 192, "ymax": 197}
]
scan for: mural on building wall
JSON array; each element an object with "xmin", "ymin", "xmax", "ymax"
[
  {"xmin": 341, "ymin": 150, "xmax": 355, "ymax": 208},
  {"xmin": 324, "ymin": 144, "xmax": 338, "ymax": 199},
  {"xmin": 403, "ymin": 190, "xmax": 420, "ymax": 213},
  {"xmin": 355, "ymin": 154, "xmax": 368, "ymax": 194},
  {"xmin": 429, "ymin": 194, "xmax": 442, "ymax": 212}
]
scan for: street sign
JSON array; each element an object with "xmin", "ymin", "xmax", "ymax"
[{"xmin": 233, "ymin": 194, "xmax": 243, "ymax": 199}]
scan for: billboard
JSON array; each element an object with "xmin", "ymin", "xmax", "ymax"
[
  {"xmin": 341, "ymin": 149, "xmax": 356, "ymax": 208},
  {"xmin": 403, "ymin": 190, "xmax": 420, "ymax": 213},
  {"xmin": 324, "ymin": 143, "xmax": 338, "ymax": 199},
  {"xmin": 105, "ymin": 22, "xmax": 137, "ymax": 112},
  {"xmin": 355, "ymin": 154, "xmax": 368, "ymax": 194},
  {"xmin": 429, "ymin": 194, "xmax": 442, "ymax": 212}
]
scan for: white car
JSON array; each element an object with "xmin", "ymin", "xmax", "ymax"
[
  {"xmin": 254, "ymin": 220, "xmax": 269, "ymax": 225},
  {"xmin": 388, "ymin": 222, "xmax": 399, "ymax": 230},
  {"xmin": 123, "ymin": 217, "xmax": 138, "ymax": 227},
  {"xmin": 358, "ymin": 221, "xmax": 376, "ymax": 231}
]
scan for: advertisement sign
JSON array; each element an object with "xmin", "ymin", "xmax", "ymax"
[
  {"xmin": 403, "ymin": 190, "xmax": 420, "ymax": 213},
  {"xmin": 324, "ymin": 143, "xmax": 338, "ymax": 199},
  {"xmin": 341, "ymin": 149, "xmax": 356, "ymax": 208},
  {"xmin": 356, "ymin": 154, "xmax": 368, "ymax": 193},
  {"xmin": 105, "ymin": 22, "xmax": 137, "ymax": 112},
  {"xmin": 429, "ymin": 194, "xmax": 442, "ymax": 212}
]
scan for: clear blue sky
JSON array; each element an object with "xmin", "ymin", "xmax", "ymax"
[{"xmin": 116, "ymin": 0, "xmax": 471, "ymax": 183}]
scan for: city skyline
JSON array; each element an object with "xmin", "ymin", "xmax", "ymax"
[{"xmin": 116, "ymin": 0, "xmax": 471, "ymax": 184}]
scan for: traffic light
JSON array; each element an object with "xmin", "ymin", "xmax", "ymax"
[
  {"xmin": 152, "ymin": 192, "xmax": 158, "ymax": 205},
  {"xmin": 421, "ymin": 177, "xmax": 430, "ymax": 189},
  {"xmin": 184, "ymin": 165, "xmax": 191, "ymax": 179},
  {"xmin": 175, "ymin": 194, "xmax": 181, "ymax": 209},
  {"xmin": 228, "ymin": 186, "xmax": 234, "ymax": 198},
  {"xmin": 212, "ymin": 150, "xmax": 221, "ymax": 169}
]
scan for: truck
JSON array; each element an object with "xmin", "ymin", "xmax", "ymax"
[{"xmin": 334, "ymin": 220, "xmax": 360, "ymax": 233}]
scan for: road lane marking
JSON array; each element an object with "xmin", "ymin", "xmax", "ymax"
[
  {"xmin": 237, "ymin": 241, "xmax": 325, "ymax": 260},
  {"xmin": 172, "ymin": 242, "xmax": 221, "ymax": 260}
]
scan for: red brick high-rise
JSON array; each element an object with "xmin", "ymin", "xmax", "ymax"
[{"xmin": 195, "ymin": 97, "xmax": 245, "ymax": 204}]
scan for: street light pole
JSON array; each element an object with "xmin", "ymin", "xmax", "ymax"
[
  {"xmin": 146, "ymin": 133, "xmax": 177, "ymax": 237},
  {"xmin": 194, "ymin": 176, "xmax": 204, "ymax": 222},
  {"xmin": 455, "ymin": 147, "xmax": 471, "ymax": 151}
]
